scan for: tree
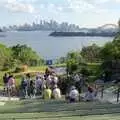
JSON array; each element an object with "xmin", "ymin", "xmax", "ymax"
[
  {"xmin": 101, "ymin": 40, "xmax": 120, "ymax": 60},
  {"xmin": 66, "ymin": 51, "xmax": 84, "ymax": 74},
  {"xmin": 56, "ymin": 57, "xmax": 66, "ymax": 64},
  {"xmin": 67, "ymin": 51, "xmax": 83, "ymax": 63},
  {"xmin": 66, "ymin": 59, "xmax": 78, "ymax": 74},
  {"xmin": 11, "ymin": 44, "xmax": 43, "ymax": 66},
  {"xmin": 81, "ymin": 44, "xmax": 101, "ymax": 63},
  {"xmin": 0, "ymin": 44, "xmax": 12, "ymax": 70},
  {"xmin": 100, "ymin": 38, "xmax": 120, "ymax": 81}
]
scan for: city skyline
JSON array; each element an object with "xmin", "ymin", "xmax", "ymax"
[{"xmin": 0, "ymin": 0, "xmax": 120, "ymax": 27}]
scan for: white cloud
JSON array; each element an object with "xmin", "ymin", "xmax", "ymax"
[
  {"xmin": 115, "ymin": 0, "xmax": 120, "ymax": 2},
  {"xmin": 66, "ymin": 0, "xmax": 109, "ymax": 14},
  {"xmin": 6, "ymin": 2, "xmax": 35, "ymax": 13},
  {"xmin": 0, "ymin": 0, "xmax": 119, "ymax": 16},
  {"xmin": 83, "ymin": 0, "xmax": 110, "ymax": 4},
  {"xmin": 39, "ymin": 3, "xmax": 63, "ymax": 13},
  {"xmin": 0, "ymin": 0, "xmax": 35, "ymax": 13},
  {"xmin": 18, "ymin": 0, "xmax": 37, "ymax": 2},
  {"xmin": 67, "ymin": 0, "xmax": 95, "ymax": 13}
]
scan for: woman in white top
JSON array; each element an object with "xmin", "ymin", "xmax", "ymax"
[
  {"xmin": 52, "ymin": 85, "xmax": 61, "ymax": 99},
  {"xmin": 69, "ymin": 86, "xmax": 79, "ymax": 103}
]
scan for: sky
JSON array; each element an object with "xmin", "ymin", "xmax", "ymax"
[{"xmin": 0, "ymin": 0, "xmax": 120, "ymax": 28}]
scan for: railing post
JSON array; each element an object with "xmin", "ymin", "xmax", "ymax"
[
  {"xmin": 8, "ymin": 88, "xmax": 11, "ymax": 101},
  {"xmin": 117, "ymin": 87, "xmax": 120, "ymax": 103},
  {"xmin": 101, "ymin": 85, "xmax": 104, "ymax": 99}
]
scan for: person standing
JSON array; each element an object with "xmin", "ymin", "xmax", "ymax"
[
  {"xmin": 21, "ymin": 75, "xmax": 28, "ymax": 98},
  {"xmin": 35, "ymin": 76, "xmax": 42, "ymax": 95},
  {"xmin": 26, "ymin": 73, "xmax": 31, "ymax": 97},
  {"xmin": 74, "ymin": 73, "xmax": 81, "ymax": 93},
  {"xmin": 46, "ymin": 75, "xmax": 52, "ymax": 89},
  {"xmin": 69, "ymin": 86, "xmax": 79, "ymax": 103},
  {"xmin": 30, "ymin": 79, "xmax": 36, "ymax": 98},
  {"xmin": 8, "ymin": 75, "xmax": 16, "ymax": 96},
  {"xmin": 3, "ymin": 73, "xmax": 9, "ymax": 94},
  {"xmin": 52, "ymin": 85, "xmax": 61, "ymax": 99},
  {"xmin": 43, "ymin": 86, "xmax": 52, "ymax": 100},
  {"xmin": 53, "ymin": 76, "xmax": 59, "ymax": 86},
  {"xmin": 84, "ymin": 86, "xmax": 96, "ymax": 101}
]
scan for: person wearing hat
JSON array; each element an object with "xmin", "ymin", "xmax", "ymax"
[
  {"xmin": 68, "ymin": 86, "xmax": 79, "ymax": 103},
  {"xmin": 52, "ymin": 84, "xmax": 61, "ymax": 99}
]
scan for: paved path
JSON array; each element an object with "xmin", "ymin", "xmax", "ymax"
[
  {"xmin": 96, "ymin": 86, "xmax": 119, "ymax": 104},
  {"xmin": 80, "ymin": 86, "xmax": 119, "ymax": 104},
  {"xmin": 0, "ymin": 96, "xmax": 19, "ymax": 101}
]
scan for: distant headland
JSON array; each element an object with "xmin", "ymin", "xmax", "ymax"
[{"xmin": 49, "ymin": 31, "xmax": 116, "ymax": 37}]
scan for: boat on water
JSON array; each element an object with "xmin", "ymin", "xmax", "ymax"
[{"xmin": 49, "ymin": 31, "xmax": 116, "ymax": 37}]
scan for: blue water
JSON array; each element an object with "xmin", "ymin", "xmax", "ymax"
[{"xmin": 0, "ymin": 31, "xmax": 113, "ymax": 59}]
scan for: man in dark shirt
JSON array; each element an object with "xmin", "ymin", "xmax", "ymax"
[{"xmin": 3, "ymin": 73, "xmax": 9, "ymax": 94}]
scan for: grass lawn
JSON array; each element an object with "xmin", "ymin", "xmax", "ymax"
[
  {"xmin": 0, "ymin": 114, "xmax": 120, "ymax": 120},
  {"xmin": 29, "ymin": 66, "xmax": 47, "ymax": 73},
  {"xmin": 0, "ymin": 99, "xmax": 120, "ymax": 119}
]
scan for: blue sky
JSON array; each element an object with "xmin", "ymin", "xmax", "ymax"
[{"xmin": 0, "ymin": 0, "xmax": 120, "ymax": 27}]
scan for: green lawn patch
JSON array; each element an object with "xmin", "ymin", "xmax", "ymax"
[{"xmin": 0, "ymin": 99, "xmax": 120, "ymax": 119}]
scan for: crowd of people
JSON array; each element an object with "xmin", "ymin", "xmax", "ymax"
[
  {"xmin": 2, "ymin": 68, "xmax": 100, "ymax": 103},
  {"xmin": 20, "ymin": 72, "xmax": 61, "ymax": 99}
]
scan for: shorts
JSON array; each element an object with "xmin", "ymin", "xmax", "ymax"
[
  {"xmin": 4, "ymin": 83, "xmax": 9, "ymax": 89},
  {"xmin": 8, "ymin": 84, "xmax": 15, "ymax": 90}
]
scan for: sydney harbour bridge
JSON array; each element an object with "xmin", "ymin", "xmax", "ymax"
[{"xmin": 98, "ymin": 24, "xmax": 118, "ymax": 29}]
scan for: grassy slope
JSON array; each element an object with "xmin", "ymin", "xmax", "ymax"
[
  {"xmin": 0, "ymin": 99, "xmax": 120, "ymax": 119},
  {"xmin": 0, "ymin": 114, "xmax": 120, "ymax": 120}
]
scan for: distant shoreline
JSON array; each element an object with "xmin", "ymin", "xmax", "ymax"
[{"xmin": 49, "ymin": 31, "xmax": 116, "ymax": 37}]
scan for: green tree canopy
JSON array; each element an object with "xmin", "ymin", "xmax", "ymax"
[
  {"xmin": 0, "ymin": 44, "xmax": 12, "ymax": 69},
  {"xmin": 101, "ymin": 39, "xmax": 120, "ymax": 60},
  {"xmin": 81, "ymin": 44, "xmax": 101, "ymax": 63},
  {"xmin": 11, "ymin": 44, "xmax": 43, "ymax": 66},
  {"xmin": 66, "ymin": 51, "xmax": 84, "ymax": 74},
  {"xmin": 100, "ymin": 37, "xmax": 120, "ymax": 82},
  {"xmin": 67, "ymin": 51, "xmax": 83, "ymax": 63}
]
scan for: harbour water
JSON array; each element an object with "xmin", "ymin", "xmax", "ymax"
[{"xmin": 0, "ymin": 31, "xmax": 113, "ymax": 59}]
